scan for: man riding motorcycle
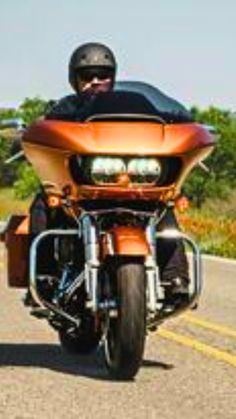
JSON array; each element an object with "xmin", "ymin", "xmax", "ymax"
[{"xmin": 29, "ymin": 42, "xmax": 190, "ymax": 302}]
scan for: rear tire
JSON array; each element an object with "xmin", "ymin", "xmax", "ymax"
[{"xmin": 104, "ymin": 261, "xmax": 146, "ymax": 380}]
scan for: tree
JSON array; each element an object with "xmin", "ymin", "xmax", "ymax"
[
  {"xmin": 184, "ymin": 106, "xmax": 236, "ymax": 207},
  {"xmin": 14, "ymin": 162, "xmax": 40, "ymax": 199},
  {"xmin": 15, "ymin": 97, "xmax": 47, "ymax": 196},
  {"xmin": 0, "ymin": 108, "xmax": 19, "ymax": 186},
  {"xmin": 18, "ymin": 97, "xmax": 48, "ymax": 124},
  {"xmin": 0, "ymin": 97, "xmax": 47, "ymax": 194}
]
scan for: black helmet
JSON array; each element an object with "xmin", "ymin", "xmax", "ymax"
[{"xmin": 69, "ymin": 42, "xmax": 117, "ymax": 92}]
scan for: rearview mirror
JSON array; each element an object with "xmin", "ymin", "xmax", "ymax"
[
  {"xmin": 0, "ymin": 118, "xmax": 25, "ymax": 140},
  {"xmin": 203, "ymin": 124, "xmax": 218, "ymax": 135}
]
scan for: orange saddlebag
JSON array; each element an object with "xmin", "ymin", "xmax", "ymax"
[{"xmin": 3, "ymin": 215, "xmax": 29, "ymax": 288}]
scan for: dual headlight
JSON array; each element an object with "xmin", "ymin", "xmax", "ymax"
[{"xmin": 85, "ymin": 156, "xmax": 162, "ymax": 185}]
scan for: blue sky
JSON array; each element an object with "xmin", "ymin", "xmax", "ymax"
[{"xmin": 1, "ymin": 0, "xmax": 236, "ymax": 109}]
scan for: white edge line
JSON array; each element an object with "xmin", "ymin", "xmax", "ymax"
[{"xmin": 201, "ymin": 253, "xmax": 236, "ymax": 266}]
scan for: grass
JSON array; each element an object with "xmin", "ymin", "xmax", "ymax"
[
  {"xmin": 0, "ymin": 187, "xmax": 31, "ymax": 220},
  {"xmin": 0, "ymin": 186, "xmax": 235, "ymax": 259},
  {"xmin": 177, "ymin": 193, "xmax": 236, "ymax": 259}
]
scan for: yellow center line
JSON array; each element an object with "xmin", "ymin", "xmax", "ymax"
[
  {"xmin": 158, "ymin": 328, "xmax": 236, "ymax": 368},
  {"xmin": 181, "ymin": 314, "xmax": 236, "ymax": 339}
]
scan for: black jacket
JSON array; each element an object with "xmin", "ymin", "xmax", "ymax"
[{"xmin": 45, "ymin": 82, "xmax": 193, "ymax": 123}]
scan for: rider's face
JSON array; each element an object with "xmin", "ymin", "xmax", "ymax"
[
  {"xmin": 79, "ymin": 77, "xmax": 112, "ymax": 93},
  {"xmin": 76, "ymin": 68, "xmax": 114, "ymax": 93},
  {"xmin": 78, "ymin": 76, "xmax": 112, "ymax": 93}
]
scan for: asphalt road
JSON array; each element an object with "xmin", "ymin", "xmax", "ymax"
[{"xmin": 0, "ymin": 244, "xmax": 235, "ymax": 419}]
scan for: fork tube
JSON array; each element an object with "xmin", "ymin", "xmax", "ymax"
[{"xmin": 82, "ymin": 215, "xmax": 100, "ymax": 311}]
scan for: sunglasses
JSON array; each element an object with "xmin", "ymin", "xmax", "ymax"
[{"xmin": 77, "ymin": 67, "xmax": 114, "ymax": 82}]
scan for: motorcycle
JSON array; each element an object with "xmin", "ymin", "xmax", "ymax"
[{"xmin": 0, "ymin": 82, "xmax": 215, "ymax": 380}]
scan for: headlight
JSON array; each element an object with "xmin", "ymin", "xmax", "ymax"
[
  {"xmin": 127, "ymin": 158, "xmax": 162, "ymax": 184},
  {"xmin": 90, "ymin": 157, "xmax": 126, "ymax": 183},
  {"xmin": 74, "ymin": 156, "xmax": 162, "ymax": 185}
]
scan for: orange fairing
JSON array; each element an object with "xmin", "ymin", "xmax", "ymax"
[
  {"xmin": 23, "ymin": 120, "xmax": 214, "ymax": 156},
  {"xmin": 22, "ymin": 120, "xmax": 215, "ymax": 201},
  {"xmin": 109, "ymin": 226, "xmax": 150, "ymax": 256}
]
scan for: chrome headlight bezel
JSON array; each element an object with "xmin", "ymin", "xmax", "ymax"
[
  {"xmin": 83, "ymin": 156, "xmax": 163, "ymax": 185},
  {"xmin": 90, "ymin": 157, "xmax": 126, "ymax": 184},
  {"xmin": 127, "ymin": 158, "xmax": 162, "ymax": 184},
  {"xmin": 69, "ymin": 155, "xmax": 182, "ymax": 187}
]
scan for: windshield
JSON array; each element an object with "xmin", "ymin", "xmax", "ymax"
[
  {"xmin": 46, "ymin": 80, "xmax": 193, "ymax": 123},
  {"xmin": 86, "ymin": 81, "xmax": 192, "ymax": 123},
  {"xmin": 114, "ymin": 81, "xmax": 192, "ymax": 123}
]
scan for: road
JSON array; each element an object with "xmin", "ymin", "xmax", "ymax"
[{"xmin": 0, "ymin": 244, "xmax": 235, "ymax": 419}]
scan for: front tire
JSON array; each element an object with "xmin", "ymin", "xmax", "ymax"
[{"xmin": 104, "ymin": 261, "xmax": 146, "ymax": 380}]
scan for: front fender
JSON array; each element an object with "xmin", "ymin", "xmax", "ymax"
[{"xmin": 107, "ymin": 226, "xmax": 150, "ymax": 256}]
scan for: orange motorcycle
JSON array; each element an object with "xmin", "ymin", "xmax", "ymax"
[{"xmin": 1, "ymin": 82, "xmax": 215, "ymax": 379}]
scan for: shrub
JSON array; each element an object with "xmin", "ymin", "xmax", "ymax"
[
  {"xmin": 178, "ymin": 210, "xmax": 236, "ymax": 259},
  {"xmin": 14, "ymin": 163, "xmax": 40, "ymax": 199}
]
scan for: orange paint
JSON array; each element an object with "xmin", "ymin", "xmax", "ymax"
[
  {"xmin": 23, "ymin": 120, "xmax": 214, "ymax": 156},
  {"xmin": 15, "ymin": 216, "xmax": 29, "ymax": 235},
  {"xmin": 22, "ymin": 120, "xmax": 215, "ymax": 202},
  {"xmin": 48, "ymin": 195, "xmax": 62, "ymax": 208},
  {"xmin": 110, "ymin": 226, "xmax": 150, "ymax": 256}
]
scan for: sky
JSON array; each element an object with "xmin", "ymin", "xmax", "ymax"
[{"xmin": 1, "ymin": 0, "xmax": 236, "ymax": 110}]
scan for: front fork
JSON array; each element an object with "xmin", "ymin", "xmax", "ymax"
[
  {"xmin": 82, "ymin": 215, "xmax": 100, "ymax": 312},
  {"xmin": 29, "ymin": 215, "xmax": 202, "ymax": 325},
  {"xmin": 81, "ymin": 215, "xmax": 203, "ymax": 318}
]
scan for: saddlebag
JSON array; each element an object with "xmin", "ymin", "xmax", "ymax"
[{"xmin": 2, "ymin": 215, "xmax": 29, "ymax": 288}]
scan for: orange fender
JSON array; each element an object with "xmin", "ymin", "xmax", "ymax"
[{"xmin": 107, "ymin": 226, "xmax": 150, "ymax": 256}]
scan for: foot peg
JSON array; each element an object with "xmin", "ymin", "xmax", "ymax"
[{"xmin": 30, "ymin": 307, "xmax": 51, "ymax": 319}]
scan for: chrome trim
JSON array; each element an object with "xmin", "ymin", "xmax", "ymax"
[
  {"xmin": 202, "ymin": 124, "xmax": 217, "ymax": 135},
  {"xmin": 151, "ymin": 228, "xmax": 202, "ymax": 324},
  {"xmin": 146, "ymin": 222, "xmax": 157, "ymax": 313},
  {"xmin": 83, "ymin": 207, "xmax": 157, "ymax": 218},
  {"xmin": 145, "ymin": 221, "xmax": 165, "ymax": 313},
  {"xmin": 106, "ymin": 233, "xmax": 115, "ymax": 255},
  {"xmin": 64, "ymin": 271, "xmax": 85, "ymax": 303},
  {"xmin": 86, "ymin": 113, "xmax": 166, "ymax": 124},
  {"xmin": 198, "ymin": 161, "xmax": 210, "ymax": 173},
  {"xmin": 145, "ymin": 256, "xmax": 158, "ymax": 313},
  {"xmin": 0, "ymin": 118, "xmax": 25, "ymax": 129},
  {"xmin": 5, "ymin": 150, "xmax": 24, "ymax": 164},
  {"xmin": 82, "ymin": 215, "xmax": 100, "ymax": 311},
  {"xmin": 30, "ymin": 229, "xmax": 81, "ymax": 327}
]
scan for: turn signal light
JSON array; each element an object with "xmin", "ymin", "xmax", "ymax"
[
  {"xmin": 47, "ymin": 195, "xmax": 62, "ymax": 208},
  {"xmin": 175, "ymin": 196, "xmax": 190, "ymax": 212}
]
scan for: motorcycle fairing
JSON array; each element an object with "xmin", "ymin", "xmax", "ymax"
[
  {"xmin": 22, "ymin": 121, "xmax": 214, "ymax": 201},
  {"xmin": 23, "ymin": 120, "xmax": 214, "ymax": 156}
]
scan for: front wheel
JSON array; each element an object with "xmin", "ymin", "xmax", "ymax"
[{"xmin": 104, "ymin": 261, "xmax": 146, "ymax": 380}]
